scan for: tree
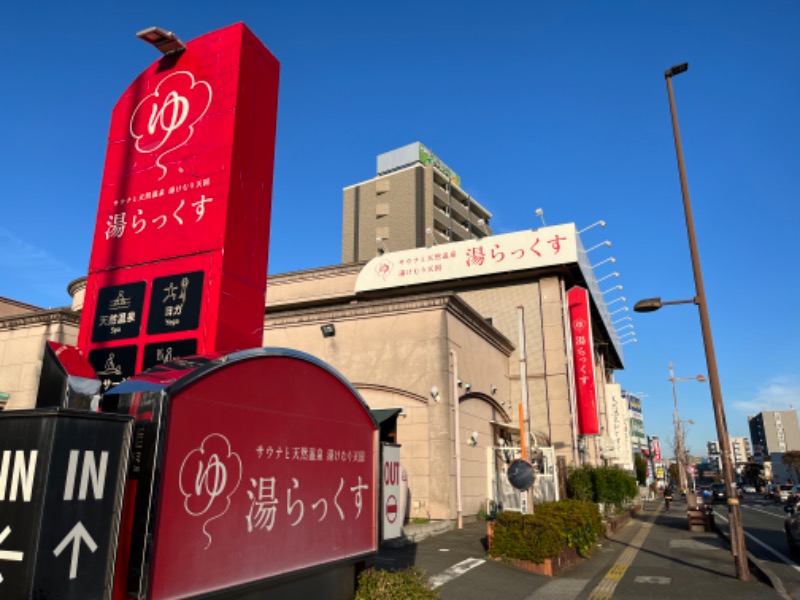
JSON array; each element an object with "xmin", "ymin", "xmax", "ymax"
[
  {"xmin": 781, "ymin": 451, "xmax": 800, "ymax": 482},
  {"xmin": 634, "ymin": 453, "xmax": 648, "ymax": 486},
  {"xmin": 743, "ymin": 462, "xmax": 762, "ymax": 485},
  {"xmin": 668, "ymin": 463, "xmax": 679, "ymax": 485}
]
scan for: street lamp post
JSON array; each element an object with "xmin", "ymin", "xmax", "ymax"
[
  {"xmin": 634, "ymin": 62, "xmax": 750, "ymax": 581},
  {"xmin": 668, "ymin": 361, "xmax": 705, "ymax": 494}
]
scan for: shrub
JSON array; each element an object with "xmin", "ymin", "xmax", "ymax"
[
  {"xmin": 489, "ymin": 500, "xmax": 603, "ymax": 562},
  {"xmin": 355, "ymin": 567, "xmax": 438, "ymax": 600},
  {"xmin": 489, "ymin": 511, "xmax": 565, "ymax": 563},
  {"xmin": 567, "ymin": 466, "xmax": 594, "ymax": 502},
  {"xmin": 593, "ymin": 466, "xmax": 638, "ymax": 510},
  {"xmin": 534, "ymin": 500, "xmax": 604, "ymax": 557},
  {"xmin": 567, "ymin": 465, "xmax": 638, "ymax": 511}
]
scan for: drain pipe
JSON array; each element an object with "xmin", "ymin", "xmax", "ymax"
[{"xmin": 451, "ymin": 349, "xmax": 463, "ymax": 529}]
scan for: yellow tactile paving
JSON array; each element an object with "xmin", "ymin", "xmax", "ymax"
[{"xmin": 586, "ymin": 506, "xmax": 659, "ymax": 599}]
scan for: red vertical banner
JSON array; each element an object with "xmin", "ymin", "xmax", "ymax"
[
  {"xmin": 77, "ymin": 23, "xmax": 280, "ymax": 387},
  {"xmin": 568, "ymin": 287, "xmax": 599, "ymax": 435}
]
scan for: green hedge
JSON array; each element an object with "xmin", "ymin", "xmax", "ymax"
[
  {"xmin": 567, "ymin": 466, "xmax": 638, "ymax": 510},
  {"xmin": 355, "ymin": 567, "xmax": 438, "ymax": 599},
  {"xmin": 489, "ymin": 500, "xmax": 603, "ymax": 563}
]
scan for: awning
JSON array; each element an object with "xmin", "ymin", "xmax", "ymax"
[{"xmin": 371, "ymin": 408, "xmax": 403, "ymax": 425}]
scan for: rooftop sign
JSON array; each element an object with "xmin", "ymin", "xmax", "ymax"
[
  {"xmin": 356, "ymin": 225, "xmax": 578, "ymax": 293},
  {"xmin": 376, "ymin": 142, "xmax": 461, "ymax": 186},
  {"xmin": 356, "ymin": 223, "xmax": 623, "ymax": 365}
]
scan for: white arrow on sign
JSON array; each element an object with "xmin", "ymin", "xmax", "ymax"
[
  {"xmin": 53, "ymin": 522, "xmax": 97, "ymax": 580},
  {"xmin": 0, "ymin": 525, "xmax": 24, "ymax": 584}
]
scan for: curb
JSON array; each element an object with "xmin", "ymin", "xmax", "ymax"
[{"xmin": 381, "ymin": 520, "xmax": 456, "ymax": 548}]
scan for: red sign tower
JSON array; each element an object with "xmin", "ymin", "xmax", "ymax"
[{"xmin": 77, "ymin": 23, "xmax": 280, "ymax": 388}]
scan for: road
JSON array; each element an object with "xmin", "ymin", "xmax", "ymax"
[{"xmin": 713, "ymin": 492, "xmax": 800, "ymax": 599}]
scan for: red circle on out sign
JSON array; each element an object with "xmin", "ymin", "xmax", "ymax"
[{"xmin": 386, "ymin": 495, "xmax": 398, "ymax": 523}]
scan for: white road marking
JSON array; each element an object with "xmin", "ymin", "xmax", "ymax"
[
  {"xmin": 742, "ymin": 504, "xmax": 789, "ymax": 520},
  {"xmin": 428, "ymin": 557, "xmax": 485, "ymax": 589},
  {"xmin": 634, "ymin": 575, "xmax": 671, "ymax": 584},
  {"xmin": 714, "ymin": 511, "xmax": 800, "ymax": 572}
]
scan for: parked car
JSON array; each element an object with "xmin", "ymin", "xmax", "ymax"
[
  {"xmin": 789, "ymin": 484, "xmax": 800, "ymax": 504},
  {"xmin": 777, "ymin": 483, "xmax": 795, "ymax": 503},
  {"xmin": 785, "ymin": 502, "xmax": 800, "ymax": 554},
  {"xmin": 741, "ymin": 484, "xmax": 757, "ymax": 494},
  {"xmin": 711, "ymin": 482, "xmax": 727, "ymax": 503}
]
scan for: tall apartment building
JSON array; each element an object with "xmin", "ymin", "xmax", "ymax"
[
  {"xmin": 707, "ymin": 436, "xmax": 751, "ymax": 471},
  {"xmin": 342, "ymin": 142, "xmax": 493, "ymax": 263},
  {"xmin": 748, "ymin": 410, "xmax": 800, "ymax": 462}
]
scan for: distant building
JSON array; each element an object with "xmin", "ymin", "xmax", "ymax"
[
  {"xmin": 707, "ymin": 436, "xmax": 751, "ymax": 472},
  {"xmin": 601, "ymin": 383, "xmax": 633, "ymax": 471},
  {"xmin": 624, "ymin": 391, "xmax": 647, "ymax": 456},
  {"xmin": 748, "ymin": 410, "xmax": 800, "ymax": 463},
  {"xmin": 342, "ymin": 142, "xmax": 493, "ymax": 263}
]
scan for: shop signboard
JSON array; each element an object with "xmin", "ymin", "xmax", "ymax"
[
  {"xmin": 105, "ymin": 349, "xmax": 378, "ymax": 598},
  {"xmin": 77, "ymin": 22, "xmax": 280, "ymax": 379},
  {"xmin": 568, "ymin": 286, "xmax": 599, "ymax": 435}
]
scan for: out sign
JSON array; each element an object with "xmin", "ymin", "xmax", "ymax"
[{"xmin": 381, "ymin": 444, "xmax": 402, "ymax": 541}]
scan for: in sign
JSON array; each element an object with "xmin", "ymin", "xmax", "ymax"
[{"xmin": 0, "ymin": 451, "xmax": 38, "ymax": 502}]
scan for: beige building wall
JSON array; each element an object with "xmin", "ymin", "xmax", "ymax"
[
  {"xmin": 263, "ymin": 291, "xmax": 513, "ymax": 521},
  {"xmin": 0, "ymin": 309, "xmax": 80, "ymax": 410},
  {"xmin": 458, "ymin": 276, "xmax": 578, "ymax": 466}
]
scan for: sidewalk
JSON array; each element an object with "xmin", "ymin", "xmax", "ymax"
[
  {"xmin": 578, "ymin": 499, "xmax": 786, "ymax": 599},
  {"xmin": 375, "ymin": 499, "xmax": 787, "ymax": 599}
]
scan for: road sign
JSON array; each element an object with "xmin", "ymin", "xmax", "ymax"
[
  {"xmin": 687, "ymin": 465, "xmax": 697, "ymax": 475},
  {"xmin": 382, "ymin": 444, "xmax": 402, "ymax": 541},
  {"xmin": 0, "ymin": 409, "xmax": 132, "ymax": 599}
]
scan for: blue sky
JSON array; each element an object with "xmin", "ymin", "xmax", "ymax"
[{"xmin": 2, "ymin": 2, "xmax": 798, "ymax": 459}]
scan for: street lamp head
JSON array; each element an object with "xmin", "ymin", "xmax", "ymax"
[
  {"xmin": 579, "ymin": 220, "xmax": 606, "ymax": 234},
  {"xmin": 665, "ymin": 62, "xmax": 689, "ymax": 79},
  {"xmin": 696, "ymin": 375, "xmax": 708, "ymax": 383},
  {"xmin": 634, "ymin": 297, "xmax": 662, "ymax": 313},
  {"xmin": 596, "ymin": 271, "xmax": 620, "ymax": 283},
  {"xmin": 136, "ymin": 27, "xmax": 187, "ymax": 55},
  {"xmin": 586, "ymin": 240, "xmax": 612, "ymax": 253},
  {"xmin": 591, "ymin": 257, "xmax": 616, "ymax": 269}
]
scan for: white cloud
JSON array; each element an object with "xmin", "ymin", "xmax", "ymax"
[{"xmin": 732, "ymin": 376, "xmax": 800, "ymax": 413}]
